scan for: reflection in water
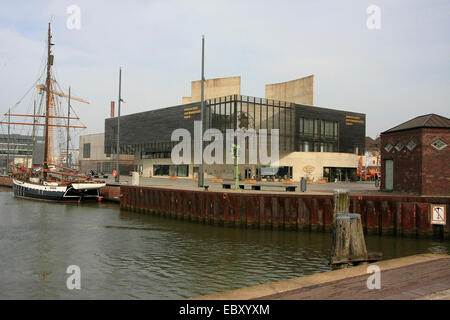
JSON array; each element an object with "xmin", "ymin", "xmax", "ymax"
[{"xmin": 0, "ymin": 191, "xmax": 448, "ymax": 299}]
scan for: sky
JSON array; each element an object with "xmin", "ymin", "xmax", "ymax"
[{"xmin": 0, "ymin": 0, "xmax": 449, "ymax": 148}]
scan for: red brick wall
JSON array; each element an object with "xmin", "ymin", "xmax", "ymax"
[
  {"xmin": 380, "ymin": 129, "xmax": 423, "ymax": 194},
  {"xmin": 421, "ymin": 128, "xmax": 450, "ymax": 196},
  {"xmin": 381, "ymin": 128, "xmax": 450, "ymax": 195}
]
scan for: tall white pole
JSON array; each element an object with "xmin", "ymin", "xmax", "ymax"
[
  {"xmin": 198, "ymin": 35, "xmax": 205, "ymax": 187},
  {"xmin": 115, "ymin": 67, "xmax": 122, "ymax": 183}
]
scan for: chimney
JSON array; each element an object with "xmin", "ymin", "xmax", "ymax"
[{"xmin": 110, "ymin": 101, "xmax": 115, "ymax": 118}]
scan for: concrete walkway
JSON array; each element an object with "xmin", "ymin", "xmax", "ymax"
[
  {"xmin": 193, "ymin": 254, "xmax": 450, "ymax": 300},
  {"xmin": 104, "ymin": 176, "xmax": 385, "ymax": 195}
]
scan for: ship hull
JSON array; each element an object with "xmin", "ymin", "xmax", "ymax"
[{"xmin": 13, "ymin": 179, "xmax": 104, "ymax": 202}]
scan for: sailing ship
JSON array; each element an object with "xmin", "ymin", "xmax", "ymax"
[{"xmin": 2, "ymin": 23, "xmax": 105, "ymax": 202}]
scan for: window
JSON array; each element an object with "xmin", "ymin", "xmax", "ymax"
[
  {"xmin": 298, "ymin": 118, "xmax": 338, "ymax": 152},
  {"xmin": 102, "ymin": 162, "xmax": 112, "ymax": 173},
  {"xmin": 154, "ymin": 165, "xmax": 169, "ymax": 176},
  {"xmin": 304, "ymin": 141, "xmax": 311, "ymax": 152},
  {"xmin": 430, "ymin": 139, "xmax": 448, "ymax": 151},
  {"xmin": 321, "ymin": 120, "xmax": 338, "ymax": 138},
  {"xmin": 170, "ymin": 165, "xmax": 189, "ymax": 177},
  {"xmin": 301, "ymin": 118, "xmax": 314, "ymax": 136},
  {"xmin": 406, "ymin": 140, "xmax": 416, "ymax": 151},
  {"xmin": 394, "ymin": 142, "xmax": 404, "ymax": 151},
  {"xmin": 83, "ymin": 143, "xmax": 91, "ymax": 158},
  {"xmin": 154, "ymin": 164, "xmax": 188, "ymax": 177},
  {"xmin": 384, "ymin": 143, "xmax": 393, "ymax": 152}
]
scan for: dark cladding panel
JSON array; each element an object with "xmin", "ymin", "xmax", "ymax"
[
  {"xmin": 104, "ymin": 96, "xmax": 365, "ymax": 157},
  {"xmin": 294, "ymin": 104, "xmax": 365, "ymax": 155},
  {"xmin": 105, "ymin": 102, "xmax": 201, "ymax": 153}
]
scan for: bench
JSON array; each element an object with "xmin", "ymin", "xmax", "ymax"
[
  {"xmin": 285, "ymin": 186, "xmax": 297, "ymax": 192},
  {"xmin": 251, "ymin": 185, "xmax": 261, "ymax": 190},
  {"xmin": 222, "ymin": 184, "xmax": 245, "ymax": 189}
]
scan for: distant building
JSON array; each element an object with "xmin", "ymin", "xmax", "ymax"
[
  {"xmin": 79, "ymin": 133, "xmax": 133, "ymax": 175},
  {"xmin": 104, "ymin": 76, "xmax": 366, "ymax": 182},
  {"xmin": 0, "ymin": 134, "xmax": 44, "ymax": 174},
  {"xmin": 57, "ymin": 149, "xmax": 80, "ymax": 170},
  {"xmin": 380, "ymin": 114, "xmax": 450, "ymax": 195},
  {"xmin": 358, "ymin": 136, "xmax": 381, "ymax": 179}
]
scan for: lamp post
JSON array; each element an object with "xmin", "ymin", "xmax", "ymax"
[
  {"xmin": 198, "ymin": 35, "xmax": 205, "ymax": 187},
  {"xmin": 115, "ymin": 67, "xmax": 122, "ymax": 183},
  {"xmin": 233, "ymin": 144, "xmax": 240, "ymax": 189}
]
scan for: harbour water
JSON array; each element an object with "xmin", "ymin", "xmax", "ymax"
[{"xmin": 0, "ymin": 188, "xmax": 448, "ymax": 299}]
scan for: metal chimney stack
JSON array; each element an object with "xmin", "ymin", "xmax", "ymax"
[{"xmin": 110, "ymin": 101, "xmax": 115, "ymax": 118}]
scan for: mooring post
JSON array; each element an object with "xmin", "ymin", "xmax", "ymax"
[{"xmin": 331, "ymin": 189, "xmax": 368, "ymax": 268}]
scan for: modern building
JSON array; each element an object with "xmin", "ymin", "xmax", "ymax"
[
  {"xmin": 104, "ymin": 76, "xmax": 365, "ymax": 181},
  {"xmin": 0, "ymin": 134, "xmax": 44, "ymax": 175},
  {"xmin": 79, "ymin": 133, "xmax": 133, "ymax": 175},
  {"xmin": 380, "ymin": 113, "xmax": 450, "ymax": 195}
]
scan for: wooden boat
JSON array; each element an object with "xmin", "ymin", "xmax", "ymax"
[{"xmin": 2, "ymin": 23, "xmax": 105, "ymax": 202}]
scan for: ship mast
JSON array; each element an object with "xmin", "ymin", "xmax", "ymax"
[{"xmin": 43, "ymin": 22, "xmax": 53, "ymax": 180}]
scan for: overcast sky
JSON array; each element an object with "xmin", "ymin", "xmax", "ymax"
[{"xmin": 0, "ymin": 0, "xmax": 449, "ymax": 147}]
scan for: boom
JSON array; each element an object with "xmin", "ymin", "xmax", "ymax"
[{"xmin": 36, "ymin": 85, "xmax": 90, "ymax": 104}]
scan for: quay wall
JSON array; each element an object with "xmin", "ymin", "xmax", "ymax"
[
  {"xmin": 119, "ymin": 185, "xmax": 450, "ymax": 239},
  {"xmin": 0, "ymin": 176, "xmax": 13, "ymax": 187},
  {"xmin": 99, "ymin": 184, "xmax": 120, "ymax": 202}
]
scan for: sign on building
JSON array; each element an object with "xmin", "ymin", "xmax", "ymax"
[{"xmin": 430, "ymin": 204, "xmax": 446, "ymax": 225}]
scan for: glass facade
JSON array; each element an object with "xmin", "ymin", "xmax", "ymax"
[
  {"xmin": 205, "ymin": 95, "xmax": 295, "ymax": 157},
  {"xmin": 153, "ymin": 164, "xmax": 188, "ymax": 177},
  {"xmin": 104, "ymin": 94, "xmax": 365, "ymax": 163},
  {"xmin": 298, "ymin": 117, "xmax": 338, "ymax": 152}
]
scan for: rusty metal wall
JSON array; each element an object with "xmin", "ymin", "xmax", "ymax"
[
  {"xmin": 120, "ymin": 185, "xmax": 449, "ymax": 239},
  {"xmin": 0, "ymin": 176, "xmax": 13, "ymax": 187}
]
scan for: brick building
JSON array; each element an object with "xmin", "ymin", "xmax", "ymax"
[{"xmin": 380, "ymin": 114, "xmax": 450, "ymax": 195}]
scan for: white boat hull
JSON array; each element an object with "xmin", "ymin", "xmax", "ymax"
[{"xmin": 13, "ymin": 179, "xmax": 104, "ymax": 202}]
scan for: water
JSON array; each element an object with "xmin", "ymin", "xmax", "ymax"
[{"xmin": 0, "ymin": 188, "xmax": 448, "ymax": 299}]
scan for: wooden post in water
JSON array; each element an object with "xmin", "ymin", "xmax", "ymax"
[{"xmin": 331, "ymin": 189, "xmax": 368, "ymax": 268}]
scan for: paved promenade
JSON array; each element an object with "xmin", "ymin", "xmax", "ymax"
[
  {"xmin": 194, "ymin": 254, "xmax": 450, "ymax": 300},
  {"xmin": 104, "ymin": 175, "xmax": 385, "ymax": 195}
]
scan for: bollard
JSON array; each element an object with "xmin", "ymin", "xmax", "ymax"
[
  {"xmin": 131, "ymin": 171, "xmax": 139, "ymax": 186},
  {"xmin": 331, "ymin": 189, "xmax": 368, "ymax": 268},
  {"xmin": 300, "ymin": 177, "xmax": 307, "ymax": 192},
  {"xmin": 331, "ymin": 213, "xmax": 368, "ymax": 266},
  {"xmin": 332, "ymin": 189, "xmax": 349, "ymax": 223}
]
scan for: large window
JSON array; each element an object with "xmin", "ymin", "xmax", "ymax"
[
  {"xmin": 298, "ymin": 118, "xmax": 339, "ymax": 152},
  {"xmin": 321, "ymin": 120, "xmax": 338, "ymax": 138},
  {"xmin": 153, "ymin": 164, "xmax": 188, "ymax": 177},
  {"xmin": 170, "ymin": 165, "xmax": 188, "ymax": 177},
  {"xmin": 102, "ymin": 162, "xmax": 112, "ymax": 173},
  {"xmin": 83, "ymin": 143, "xmax": 91, "ymax": 158},
  {"xmin": 153, "ymin": 165, "xmax": 169, "ymax": 176},
  {"xmin": 300, "ymin": 118, "xmax": 314, "ymax": 136}
]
